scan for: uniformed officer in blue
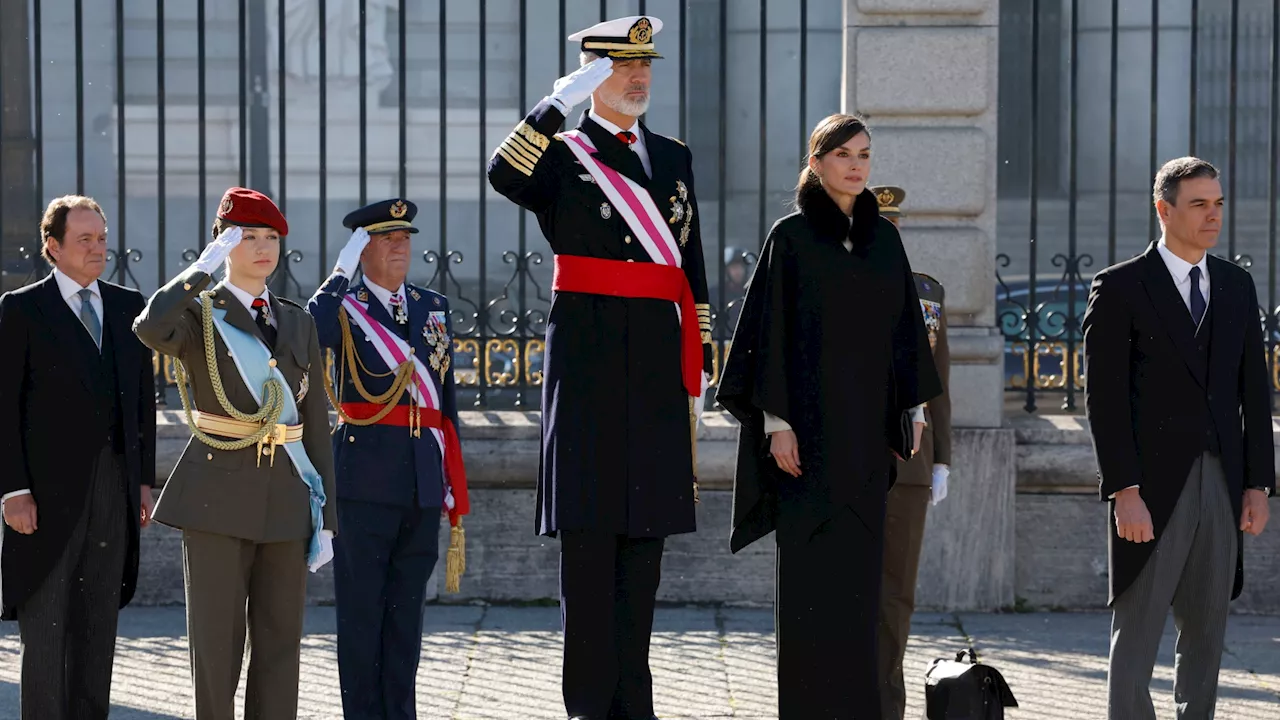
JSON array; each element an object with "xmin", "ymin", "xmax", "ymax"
[
  {"xmin": 487, "ymin": 15, "xmax": 714, "ymax": 720},
  {"xmin": 306, "ymin": 198, "xmax": 470, "ymax": 720}
]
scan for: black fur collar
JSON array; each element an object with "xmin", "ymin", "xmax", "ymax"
[{"xmin": 796, "ymin": 183, "xmax": 881, "ymax": 254}]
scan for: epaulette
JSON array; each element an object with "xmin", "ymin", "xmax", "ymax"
[
  {"xmin": 408, "ymin": 284, "xmax": 448, "ymax": 308},
  {"xmin": 667, "ymin": 135, "xmax": 686, "ymax": 147}
]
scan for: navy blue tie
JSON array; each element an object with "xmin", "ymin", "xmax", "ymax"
[{"xmin": 1189, "ymin": 265, "xmax": 1206, "ymax": 327}]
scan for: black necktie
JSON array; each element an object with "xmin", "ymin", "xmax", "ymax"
[
  {"xmin": 251, "ymin": 298, "xmax": 278, "ymax": 349},
  {"xmin": 1189, "ymin": 266, "xmax": 1206, "ymax": 327}
]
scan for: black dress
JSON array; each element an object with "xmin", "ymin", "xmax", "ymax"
[{"xmin": 716, "ymin": 184, "xmax": 942, "ymax": 719}]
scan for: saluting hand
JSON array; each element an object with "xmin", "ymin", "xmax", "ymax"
[
  {"xmin": 2, "ymin": 494, "xmax": 38, "ymax": 535},
  {"xmin": 1240, "ymin": 488, "xmax": 1271, "ymax": 536},
  {"xmin": 192, "ymin": 225, "xmax": 243, "ymax": 275},
  {"xmin": 770, "ymin": 429, "xmax": 802, "ymax": 478},
  {"xmin": 334, "ymin": 227, "xmax": 371, "ymax": 277},
  {"xmin": 1113, "ymin": 487, "xmax": 1155, "ymax": 543},
  {"xmin": 549, "ymin": 57, "xmax": 614, "ymax": 111}
]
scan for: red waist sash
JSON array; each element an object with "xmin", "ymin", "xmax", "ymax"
[{"xmin": 551, "ymin": 254, "xmax": 702, "ymax": 398}]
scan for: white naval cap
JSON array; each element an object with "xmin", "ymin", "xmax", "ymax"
[{"xmin": 567, "ymin": 16, "xmax": 664, "ymax": 60}]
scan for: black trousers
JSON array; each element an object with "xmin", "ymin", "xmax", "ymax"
[
  {"xmin": 776, "ymin": 500, "xmax": 888, "ymax": 720},
  {"xmin": 18, "ymin": 446, "xmax": 128, "ymax": 720},
  {"xmin": 559, "ymin": 531, "xmax": 665, "ymax": 720}
]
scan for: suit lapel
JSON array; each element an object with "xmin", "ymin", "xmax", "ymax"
[
  {"xmin": 579, "ymin": 114, "xmax": 649, "ymax": 187},
  {"xmin": 1206, "ymin": 255, "xmax": 1239, "ymax": 386},
  {"xmin": 31, "ymin": 274, "xmax": 96, "ymax": 392},
  {"xmin": 100, "ymin": 284, "xmax": 137, "ymax": 384},
  {"xmin": 212, "ymin": 281, "xmax": 268, "ymax": 345},
  {"xmin": 1139, "ymin": 247, "xmax": 1207, "ymax": 387}
]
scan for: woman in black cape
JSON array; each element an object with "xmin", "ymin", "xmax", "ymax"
[{"xmin": 716, "ymin": 114, "xmax": 942, "ymax": 718}]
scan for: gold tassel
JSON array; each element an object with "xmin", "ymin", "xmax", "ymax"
[{"xmin": 444, "ymin": 522, "xmax": 466, "ymax": 593}]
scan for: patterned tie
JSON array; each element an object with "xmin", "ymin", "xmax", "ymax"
[
  {"xmin": 1189, "ymin": 265, "xmax": 1207, "ymax": 327},
  {"xmin": 251, "ymin": 298, "xmax": 277, "ymax": 349},
  {"xmin": 615, "ymin": 131, "xmax": 636, "ymax": 144},
  {"xmin": 77, "ymin": 288, "xmax": 101, "ymax": 350}
]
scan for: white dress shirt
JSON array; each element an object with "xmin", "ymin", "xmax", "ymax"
[
  {"xmin": 223, "ymin": 282, "xmax": 277, "ymax": 328},
  {"xmin": 363, "ymin": 277, "xmax": 408, "ymax": 319},
  {"xmin": 1156, "ymin": 237, "xmax": 1210, "ymax": 318},
  {"xmin": 3, "ymin": 270, "xmax": 106, "ymax": 503},
  {"xmin": 589, "ymin": 109, "xmax": 651, "ymax": 178}
]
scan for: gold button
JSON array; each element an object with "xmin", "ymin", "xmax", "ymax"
[
  {"xmin": 183, "ymin": 283, "xmax": 192, "ymax": 291},
  {"xmin": 268, "ymin": 358, "xmax": 277, "ymax": 368},
  {"xmin": 624, "ymin": 235, "xmax": 632, "ymax": 244},
  {"xmin": 409, "ymin": 347, "xmax": 416, "ymax": 355},
  {"xmin": 206, "ymin": 453, "xmax": 213, "ymax": 461},
  {"xmin": 262, "ymin": 447, "xmax": 271, "ymax": 456},
  {"xmin": 348, "ymin": 436, "xmax": 355, "ymax": 443}
]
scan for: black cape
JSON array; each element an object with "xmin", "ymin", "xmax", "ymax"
[{"xmin": 716, "ymin": 185, "xmax": 943, "ymax": 552}]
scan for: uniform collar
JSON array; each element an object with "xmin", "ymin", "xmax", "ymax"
[
  {"xmin": 588, "ymin": 108, "xmax": 640, "ymax": 138},
  {"xmin": 52, "ymin": 266, "xmax": 101, "ymax": 302},
  {"xmin": 223, "ymin": 281, "xmax": 271, "ymax": 317},
  {"xmin": 363, "ymin": 276, "xmax": 407, "ymax": 312},
  {"xmin": 1156, "ymin": 236, "xmax": 1208, "ymax": 284}
]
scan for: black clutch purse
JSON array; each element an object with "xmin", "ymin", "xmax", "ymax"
[{"xmin": 923, "ymin": 649, "xmax": 1018, "ymax": 719}]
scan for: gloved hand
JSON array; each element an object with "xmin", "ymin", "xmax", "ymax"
[
  {"xmin": 309, "ymin": 529, "xmax": 335, "ymax": 573},
  {"xmin": 696, "ymin": 372, "xmax": 713, "ymax": 426},
  {"xmin": 334, "ymin": 227, "xmax": 371, "ymax": 277},
  {"xmin": 192, "ymin": 226, "xmax": 242, "ymax": 275},
  {"xmin": 549, "ymin": 57, "xmax": 614, "ymax": 112},
  {"xmin": 931, "ymin": 465, "xmax": 950, "ymax": 506}
]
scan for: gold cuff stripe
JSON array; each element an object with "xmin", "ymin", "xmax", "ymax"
[
  {"xmin": 496, "ymin": 146, "xmax": 534, "ymax": 176},
  {"xmin": 502, "ymin": 136, "xmax": 542, "ymax": 165},
  {"xmin": 514, "ymin": 121, "xmax": 549, "ymax": 151},
  {"xmin": 506, "ymin": 132, "xmax": 544, "ymax": 159},
  {"xmin": 583, "ymin": 41, "xmax": 655, "ymax": 51},
  {"xmin": 701, "ymin": 330, "xmax": 713, "ymax": 344}
]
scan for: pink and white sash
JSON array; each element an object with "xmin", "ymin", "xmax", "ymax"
[
  {"xmin": 559, "ymin": 129, "xmax": 683, "ymax": 269},
  {"xmin": 340, "ymin": 295, "xmax": 456, "ymax": 511}
]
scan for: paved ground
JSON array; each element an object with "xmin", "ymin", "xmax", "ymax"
[{"xmin": 0, "ymin": 606, "xmax": 1277, "ymax": 718}]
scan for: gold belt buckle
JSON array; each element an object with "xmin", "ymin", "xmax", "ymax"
[{"xmin": 256, "ymin": 423, "xmax": 290, "ymax": 468}]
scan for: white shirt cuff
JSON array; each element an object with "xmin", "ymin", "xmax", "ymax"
[
  {"xmin": 763, "ymin": 412, "xmax": 792, "ymax": 434},
  {"xmin": 2, "ymin": 489, "xmax": 32, "ymax": 503},
  {"xmin": 545, "ymin": 95, "xmax": 570, "ymax": 115},
  {"xmin": 910, "ymin": 404, "xmax": 926, "ymax": 425}
]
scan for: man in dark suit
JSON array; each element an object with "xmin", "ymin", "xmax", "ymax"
[
  {"xmin": 1083, "ymin": 156, "xmax": 1273, "ymax": 720},
  {"xmin": 307, "ymin": 198, "xmax": 469, "ymax": 720},
  {"xmin": 487, "ymin": 15, "xmax": 714, "ymax": 720},
  {"xmin": 0, "ymin": 195, "xmax": 157, "ymax": 719}
]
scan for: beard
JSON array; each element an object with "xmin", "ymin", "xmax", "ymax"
[{"xmin": 600, "ymin": 85, "xmax": 650, "ymax": 116}]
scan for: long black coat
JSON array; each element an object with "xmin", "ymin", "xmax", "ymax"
[
  {"xmin": 0, "ymin": 274, "xmax": 156, "ymax": 620},
  {"xmin": 1082, "ymin": 245, "xmax": 1275, "ymax": 604},
  {"xmin": 487, "ymin": 100, "xmax": 714, "ymax": 538},
  {"xmin": 717, "ymin": 185, "xmax": 942, "ymax": 551}
]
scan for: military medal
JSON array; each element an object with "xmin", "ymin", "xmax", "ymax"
[
  {"xmin": 600, "ymin": 202, "xmax": 612, "ymax": 219},
  {"xmin": 425, "ymin": 311, "xmax": 451, "ymax": 376},
  {"xmin": 297, "ymin": 371, "xmax": 309, "ymax": 403},
  {"xmin": 390, "ymin": 293, "xmax": 409, "ymax": 324}
]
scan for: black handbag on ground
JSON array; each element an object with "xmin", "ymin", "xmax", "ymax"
[{"xmin": 923, "ymin": 649, "xmax": 1018, "ymax": 719}]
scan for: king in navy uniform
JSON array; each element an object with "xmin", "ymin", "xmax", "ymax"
[
  {"xmin": 306, "ymin": 199, "xmax": 470, "ymax": 720},
  {"xmin": 487, "ymin": 15, "xmax": 714, "ymax": 720}
]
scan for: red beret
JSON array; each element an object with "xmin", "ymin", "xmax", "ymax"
[{"xmin": 217, "ymin": 187, "xmax": 288, "ymax": 236}]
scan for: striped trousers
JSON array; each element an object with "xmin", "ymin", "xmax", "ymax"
[{"xmin": 1107, "ymin": 452, "xmax": 1237, "ymax": 720}]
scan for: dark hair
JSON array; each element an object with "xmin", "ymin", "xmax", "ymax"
[
  {"xmin": 40, "ymin": 195, "xmax": 107, "ymax": 264},
  {"xmin": 1153, "ymin": 156, "xmax": 1219, "ymax": 206},
  {"xmin": 795, "ymin": 113, "xmax": 871, "ymax": 201}
]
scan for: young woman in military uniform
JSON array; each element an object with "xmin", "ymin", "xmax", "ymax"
[{"xmin": 133, "ymin": 187, "xmax": 337, "ymax": 720}]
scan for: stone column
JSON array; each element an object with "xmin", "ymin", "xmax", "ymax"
[{"xmin": 845, "ymin": 0, "xmax": 1015, "ymax": 610}]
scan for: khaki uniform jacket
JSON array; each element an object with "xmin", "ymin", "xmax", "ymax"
[
  {"xmin": 133, "ymin": 268, "xmax": 338, "ymax": 542},
  {"xmin": 896, "ymin": 273, "xmax": 952, "ymax": 486}
]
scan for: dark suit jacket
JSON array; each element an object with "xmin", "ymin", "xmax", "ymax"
[
  {"xmin": 0, "ymin": 273, "xmax": 156, "ymax": 620},
  {"xmin": 133, "ymin": 269, "xmax": 337, "ymax": 542},
  {"xmin": 1083, "ymin": 244, "xmax": 1275, "ymax": 605}
]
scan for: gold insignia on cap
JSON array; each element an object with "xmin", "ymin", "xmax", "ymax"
[
  {"xmin": 390, "ymin": 200, "xmax": 408, "ymax": 219},
  {"xmin": 219, "ymin": 197, "xmax": 234, "ymax": 215},
  {"xmin": 876, "ymin": 188, "xmax": 895, "ymax": 208},
  {"xmin": 629, "ymin": 17, "xmax": 653, "ymax": 44}
]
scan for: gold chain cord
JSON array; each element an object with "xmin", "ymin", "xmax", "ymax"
[
  {"xmin": 322, "ymin": 309, "xmax": 420, "ymax": 433},
  {"xmin": 173, "ymin": 290, "xmax": 287, "ymax": 451}
]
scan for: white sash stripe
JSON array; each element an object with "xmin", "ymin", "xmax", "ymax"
[{"xmin": 560, "ymin": 130, "xmax": 683, "ymax": 268}]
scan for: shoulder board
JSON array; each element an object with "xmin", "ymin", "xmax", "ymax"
[
  {"xmin": 408, "ymin": 284, "xmax": 448, "ymax": 305},
  {"xmin": 276, "ymin": 296, "xmax": 304, "ymax": 309},
  {"xmin": 666, "ymin": 135, "xmax": 686, "ymax": 147}
]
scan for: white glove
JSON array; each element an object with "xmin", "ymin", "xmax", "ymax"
[
  {"xmin": 192, "ymin": 226, "xmax": 242, "ymax": 275},
  {"xmin": 548, "ymin": 57, "xmax": 614, "ymax": 112},
  {"xmin": 334, "ymin": 227, "xmax": 371, "ymax": 278},
  {"xmin": 696, "ymin": 372, "xmax": 713, "ymax": 426},
  {"xmin": 931, "ymin": 465, "xmax": 950, "ymax": 506},
  {"xmin": 309, "ymin": 529, "xmax": 335, "ymax": 573}
]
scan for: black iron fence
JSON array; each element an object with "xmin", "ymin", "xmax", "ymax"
[
  {"xmin": 997, "ymin": 0, "xmax": 1280, "ymax": 413},
  {"xmin": 0, "ymin": 0, "xmax": 843, "ymax": 409}
]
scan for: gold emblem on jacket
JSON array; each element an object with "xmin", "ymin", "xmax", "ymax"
[{"xmin": 669, "ymin": 180, "xmax": 693, "ymax": 246}]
